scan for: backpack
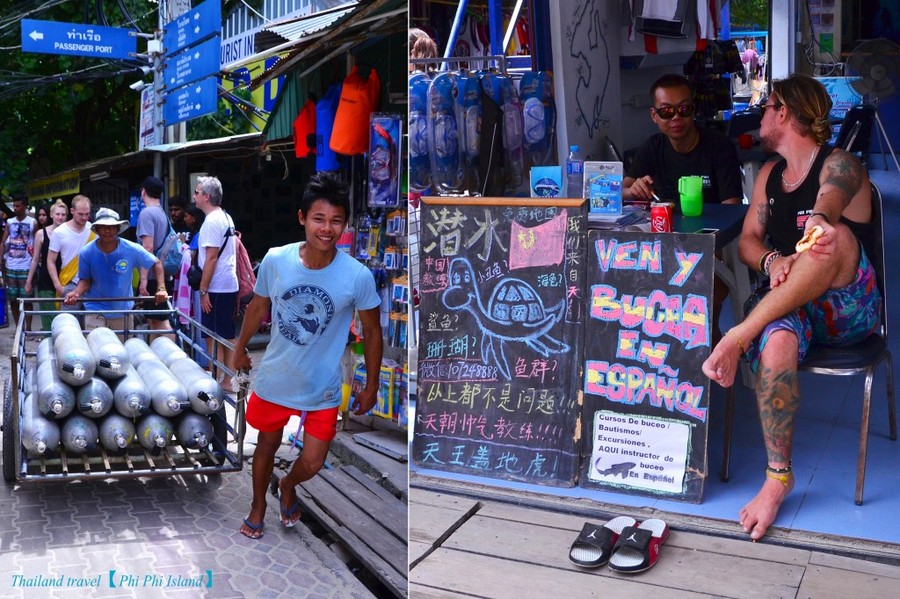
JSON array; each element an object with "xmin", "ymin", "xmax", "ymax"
[
  {"xmin": 155, "ymin": 226, "xmax": 183, "ymax": 277},
  {"xmin": 234, "ymin": 233, "xmax": 256, "ymax": 314}
]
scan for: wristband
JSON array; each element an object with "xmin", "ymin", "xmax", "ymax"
[
  {"xmin": 762, "ymin": 251, "xmax": 781, "ymax": 277},
  {"xmin": 809, "ymin": 211, "xmax": 830, "ymax": 225},
  {"xmin": 758, "ymin": 250, "xmax": 773, "ymax": 273}
]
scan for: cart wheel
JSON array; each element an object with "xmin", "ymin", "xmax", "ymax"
[{"xmin": 2, "ymin": 378, "xmax": 16, "ymax": 483}]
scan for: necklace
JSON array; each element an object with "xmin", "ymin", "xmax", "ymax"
[{"xmin": 782, "ymin": 147, "xmax": 819, "ymax": 188}]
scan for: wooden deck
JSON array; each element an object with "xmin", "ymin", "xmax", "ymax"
[
  {"xmin": 410, "ymin": 477, "xmax": 900, "ymax": 598},
  {"xmin": 291, "ymin": 465, "xmax": 408, "ymax": 598}
]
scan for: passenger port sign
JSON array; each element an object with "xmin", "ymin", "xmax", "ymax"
[{"xmin": 21, "ymin": 19, "xmax": 136, "ymax": 60}]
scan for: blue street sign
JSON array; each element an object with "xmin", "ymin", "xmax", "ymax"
[
  {"xmin": 164, "ymin": 0, "xmax": 222, "ymax": 56},
  {"xmin": 164, "ymin": 36, "xmax": 221, "ymax": 90},
  {"xmin": 163, "ymin": 76, "xmax": 218, "ymax": 126},
  {"xmin": 21, "ymin": 19, "xmax": 136, "ymax": 59}
]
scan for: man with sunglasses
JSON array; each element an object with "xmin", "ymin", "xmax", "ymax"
[
  {"xmin": 703, "ymin": 74, "xmax": 878, "ymax": 542},
  {"xmin": 623, "ymin": 74, "xmax": 743, "ymax": 206}
]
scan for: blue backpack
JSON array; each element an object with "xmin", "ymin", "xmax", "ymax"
[{"xmin": 155, "ymin": 226, "xmax": 183, "ymax": 276}]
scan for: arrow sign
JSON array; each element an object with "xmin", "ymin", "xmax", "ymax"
[
  {"xmin": 163, "ymin": 0, "xmax": 221, "ymax": 56},
  {"xmin": 164, "ymin": 36, "xmax": 221, "ymax": 90},
  {"xmin": 21, "ymin": 19, "xmax": 136, "ymax": 59},
  {"xmin": 163, "ymin": 76, "xmax": 218, "ymax": 126}
]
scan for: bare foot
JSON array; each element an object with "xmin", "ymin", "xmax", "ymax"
[
  {"xmin": 739, "ymin": 472, "xmax": 794, "ymax": 541},
  {"xmin": 702, "ymin": 332, "xmax": 743, "ymax": 387},
  {"xmin": 278, "ymin": 477, "xmax": 301, "ymax": 527}
]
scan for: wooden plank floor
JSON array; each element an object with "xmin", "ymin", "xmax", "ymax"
[
  {"xmin": 291, "ymin": 465, "xmax": 408, "ymax": 598},
  {"xmin": 409, "ymin": 487, "xmax": 900, "ymax": 598}
]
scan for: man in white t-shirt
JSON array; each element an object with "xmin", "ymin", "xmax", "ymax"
[
  {"xmin": 47, "ymin": 195, "xmax": 94, "ymax": 315},
  {"xmin": 0, "ymin": 196, "xmax": 38, "ymax": 327},
  {"xmin": 231, "ymin": 172, "xmax": 382, "ymax": 539},
  {"xmin": 194, "ymin": 176, "xmax": 238, "ymax": 381}
]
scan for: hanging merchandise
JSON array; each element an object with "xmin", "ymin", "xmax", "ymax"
[
  {"xmin": 368, "ymin": 114, "xmax": 402, "ymax": 208},
  {"xmin": 293, "ymin": 97, "xmax": 317, "ymax": 158},
  {"xmin": 462, "ymin": 72, "xmax": 483, "ymax": 192},
  {"xmin": 409, "ymin": 72, "xmax": 432, "ymax": 193},
  {"xmin": 427, "ymin": 71, "xmax": 466, "ymax": 194},
  {"xmin": 316, "ymin": 81, "xmax": 343, "ymax": 171},
  {"xmin": 520, "ymin": 71, "xmax": 557, "ymax": 169},
  {"xmin": 331, "ymin": 65, "xmax": 381, "ymax": 156},
  {"xmin": 481, "ymin": 71, "xmax": 525, "ymax": 195}
]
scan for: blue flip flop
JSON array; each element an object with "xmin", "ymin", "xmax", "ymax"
[
  {"xmin": 280, "ymin": 500, "xmax": 302, "ymax": 528},
  {"xmin": 241, "ymin": 518, "xmax": 264, "ymax": 539}
]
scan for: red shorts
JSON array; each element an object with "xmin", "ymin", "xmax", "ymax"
[{"xmin": 245, "ymin": 392, "xmax": 338, "ymax": 442}]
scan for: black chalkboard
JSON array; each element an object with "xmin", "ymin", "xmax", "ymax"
[
  {"xmin": 579, "ymin": 230, "xmax": 715, "ymax": 502},
  {"xmin": 412, "ymin": 198, "xmax": 587, "ymax": 487}
]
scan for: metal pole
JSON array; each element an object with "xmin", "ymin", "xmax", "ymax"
[{"xmin": 441, "ymin": 0, "xmax": 469, "ymax": 72}]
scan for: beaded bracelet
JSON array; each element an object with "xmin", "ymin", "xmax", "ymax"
[
  {"xmin": 757, "ymin": 250, "xmax": 773, "ymax": 273},
  {"xmin": 765, "ymin": 463, "xmax": 793, "ymax": 488}
]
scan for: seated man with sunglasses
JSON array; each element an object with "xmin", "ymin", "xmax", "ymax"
[{"xmin": 623, "ymin": 74, "xmax": 743, "ymax": 206}]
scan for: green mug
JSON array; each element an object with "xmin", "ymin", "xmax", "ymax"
[{"xmin": 678, "ymin": 176, "xmax": 703, "ymax": 217}]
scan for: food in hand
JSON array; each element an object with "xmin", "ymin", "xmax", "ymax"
[{"xmin": 795, "ymin": 225, "xmax": 824, "ymax": 253}]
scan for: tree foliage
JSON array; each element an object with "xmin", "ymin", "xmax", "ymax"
[
  {"xmin": 0, "ymin": 0, "xmax": 157, "ymax": 197},
  {"xmin": 730, "ymin": 0, "xmax": 769, "ymax": 31}
]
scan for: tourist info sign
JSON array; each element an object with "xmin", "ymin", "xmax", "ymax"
[
  {"xmin": 163, "ymin": 0, "xmax": 221, "ymax": 56},
  {"xmin": 21, "ymin": 19, "xmax": 136, "ymax": 59},
  {"xmin": 163, "ymin": 76, "xmax": 218, "ymax": 125}
]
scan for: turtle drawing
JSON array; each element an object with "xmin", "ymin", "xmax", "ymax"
[{"xmin": 442, "ymin": 257, "xmax": 570, "ymax": 379}]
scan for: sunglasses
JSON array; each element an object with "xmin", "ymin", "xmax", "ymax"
[
  {"xmin": 652, "ymin": 104, "xmax": 695, "ymax": 120},
  {"xmin": 761, "ymin": 101, "xmax": 783, "ymax": 117}
]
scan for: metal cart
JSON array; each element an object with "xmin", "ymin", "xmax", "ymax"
[{"xmin": 1, "ymin": 298, "xmax": 246, "ymax": 483}]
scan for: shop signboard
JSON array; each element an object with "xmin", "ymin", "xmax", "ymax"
[
  {"xmin": 580, "ymin": 230, "xmax": 714, "ymax": 502},
  {"xmin": 412, "ymin": 198, "xmax": 587, "ymax": 487}
]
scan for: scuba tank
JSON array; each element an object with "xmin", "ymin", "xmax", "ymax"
[
  {"xmin": 166, "ymin": 358, "xmax": 223, "ymax": 415},
  {"xmin": 175, "ymin": 412, "xmax": 214, "ymax": 449},
  {"xmin": 61, "ymin": 414, "xmax": 99, "ymax": 454},
  {"xmin": 111, "ymin": 366, "xmax": 152, "ymax": 418},
  {"xmin": 136, "ymin": 414, "xmax": 174, "ymax": 451},
  {"xmin": 35, "ymin": 338, "xmax": 76, "ymax": 420},
  {"xmin": 87, "ymin": 327, "xmax": 130, "ymax": 380},
  {"xmin": 75, "ymin": 376, "xmax": 114, "ymax": 419},
  {"xmin": 99, "ymin": 413, "xmax": 136, "ymax": 452},
  {"xmin": 52, "ymin": 316, "xmax": 96, "ymax": 386}
]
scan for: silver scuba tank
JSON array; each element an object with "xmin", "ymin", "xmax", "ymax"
[
  {"xmin": 111, "ymin": 365, "xmax": 152, "ymax": 418},
  {"xmin": 175, "ymin": 412, "xmax": 214, "ymax": 449},
  {"xmin": 35, "ymin": 338, "xmax": 76, "ymax": 420},
  {"xmin": 52, "ymin": 318, "xmax": 96, "ymax": 386},
  {"xmin": 136, "ymin": 360, "xmax": 190, "ymax": 417},
  {"xmin": 149, "ymin": 336, "xmax": 188, "ymax": 366},
  {"xmin": 136, "ymin": 414, "xmax": 174, "ymax": 450},
  {"xmin": 75, "ymin": 376, "xmax": 114, "ymax": 418},
  {"xmin": 61, "ymin": 413, "xmax": 99, "ymax": 454},
  {"xmin": 86, "ymin": 327, "xmax": 130, "ymax": 380},
  {"xmin": 124, "ymin": 337, "xmax": 160, "ymax": 369},
  {"xmin": 167, "ymin": 358, "xmax": 223, "ymax": 414},
  {"xmin": 99, "ymin": 413, "xmax": 136, "ymax": 451},
  {"xmin": 22, "ymin": 392, "xmax": 61, "ymax": 456}
]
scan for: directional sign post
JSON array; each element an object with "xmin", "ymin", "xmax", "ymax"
[
  {"xmin": 163, "ymin": 77, "xmax": 218, "ymax": 126},
  {"xmin": 21, "ymin": 19, "xmax": 137, "ymax": 59},
  {"xmin": 163, "ymin": 36, "xmax": 221, "ymax": 90},
  {"xmin": 163, "ymin": 0, "xmax": 222, "ymax": 56}
]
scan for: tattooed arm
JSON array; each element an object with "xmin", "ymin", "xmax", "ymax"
[
  {"xmin": 739, "ymin": 161, "xmax": 779, "ymax": 272},
  {"xmin": 813, "ymin": 149, "xmax": 871, "ymax": 227}
]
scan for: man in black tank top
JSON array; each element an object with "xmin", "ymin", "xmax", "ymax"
[{"xmin": 701, "ymin": 75, "xmax": 880, "ymax": 541}]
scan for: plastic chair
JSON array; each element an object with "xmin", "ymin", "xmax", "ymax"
[
  {"xmin": 835, "ymin": 104, "xmax": 875, "ymax": 165},
  {"xmin": 720, "ymin": 182, "xmax": 895, "ymax": 505}
]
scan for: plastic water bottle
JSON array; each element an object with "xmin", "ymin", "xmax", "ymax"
[{"xmin": 566, "ymin": 145, "xmax": 584, "ymax": 198}]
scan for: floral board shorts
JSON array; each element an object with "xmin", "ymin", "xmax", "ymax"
[{"xmin": 744, "ymin": 245, "xmax": 881, "ymax": 373}]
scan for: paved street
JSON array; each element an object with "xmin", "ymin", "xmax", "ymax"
[{"xmin": 0, "ymin": 320, "xmax": 379, "ymax": 599}]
